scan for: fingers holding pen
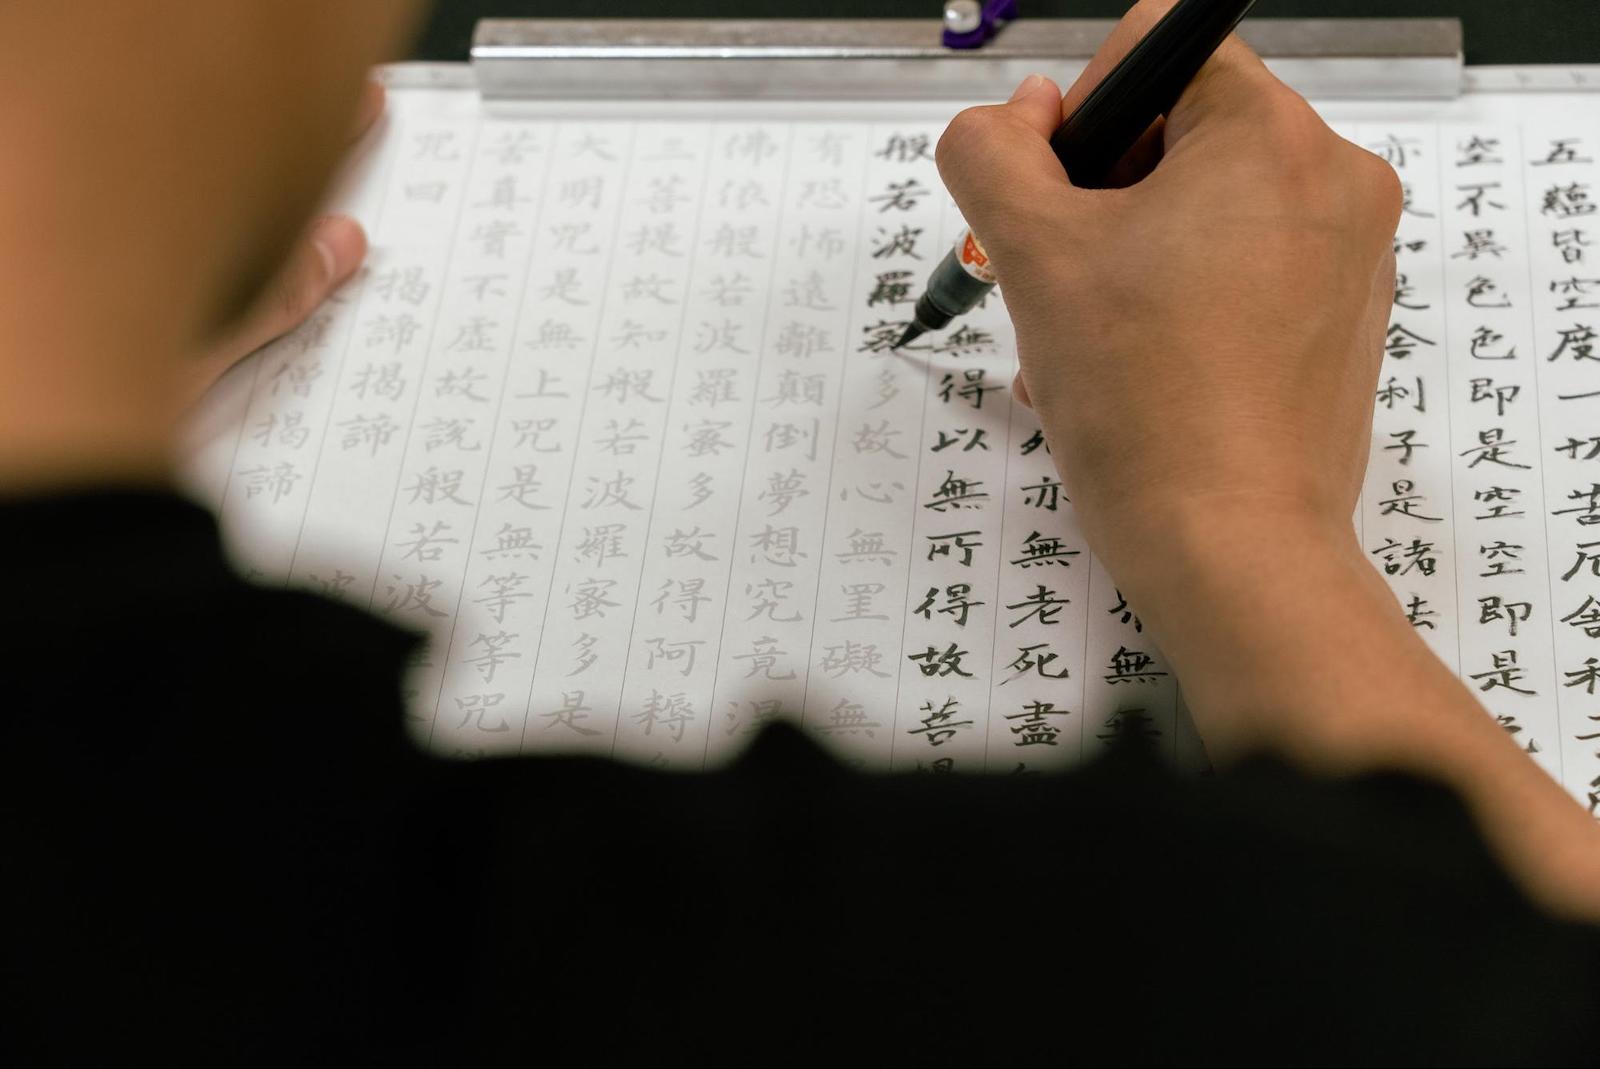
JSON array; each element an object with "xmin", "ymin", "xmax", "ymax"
[
  {"xmin": 936, "ymin": 75, "xmax": 1071, "ymax": 210},
  {"xmin": 939, "ymin": 0, "xmax": 1272, "ymax": 258},
  {"xmin": 937, "ymin": 0, "xmax": 1268, "ymax": 264},
  {"xmin": 939, "ymin": 0, "xmax": 1187, "ymax": 225},
  {"xmin": 936, "ymin": 74, "xmax": 1098, "ymax": 264},
  {"xmin": 1061, "ymin": 0, "xmax": 1290, "ymax": 180},
  {"xmin": 1059, "ymin": 0, "xmax": 1187, "ymax": 117}
]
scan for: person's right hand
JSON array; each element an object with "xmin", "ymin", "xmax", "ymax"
[
  {"xmin": 936, "ymin": 0, "xmax": 1401, "ymax": 590},
  {"xmin": 935, "ymin": 1, "xmax": 1600, "ymax": 922}
]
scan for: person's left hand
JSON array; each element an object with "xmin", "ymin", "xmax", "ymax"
[{"xmin": 186, "ymin": 80, "xmax": 386, "ymax": 402}]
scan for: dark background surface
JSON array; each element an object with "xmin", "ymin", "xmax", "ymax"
[{"xmin": 412, "ymin": 1, "xmax": 1600, "ymax": 68}]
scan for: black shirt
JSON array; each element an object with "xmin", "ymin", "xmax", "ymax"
[{"xmin": 4, "ymin": 490, "xmax": 1598, "ymax": 1066}]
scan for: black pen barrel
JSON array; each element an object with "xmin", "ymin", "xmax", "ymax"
[{"xmin": 1049, "ymin": 0, "xmax": 1259, "ymax": 189}]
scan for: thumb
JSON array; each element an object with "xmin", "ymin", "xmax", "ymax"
[
  {"xmin": 936, "ymin": 74, "xmax": 1082, "ymax": 254},
  {"xmin": 189, "ymin": 215, "xmax": 366, "ymax": 402},
  {"xmin": 246, "ymin": 215, "xmax": 366, "ymax": 356},
  {"xmin": 1006, "ymin": 72, "xmax": 1067, "ymax": 137}
]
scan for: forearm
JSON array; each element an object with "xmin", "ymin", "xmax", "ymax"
[{"xmin": 1112, "ymin": 502, "xmax": 1600, "ymax": 921}]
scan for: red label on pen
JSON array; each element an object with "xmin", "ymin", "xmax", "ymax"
[{"xmin": 956, "ymin": 229, "xmax": 998, "ymax": 284}]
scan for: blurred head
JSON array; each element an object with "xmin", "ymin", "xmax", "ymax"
[{"xmin": 0, "ymin": 1, "xmax": 424, "ymax": 349}]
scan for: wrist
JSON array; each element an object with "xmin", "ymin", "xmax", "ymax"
[
  {"xmin": 1095, "ymin": 496, "xmax": 1425, "ymax": 762},
  {"xmin": 1087, "ymin": 493, "xmax": 1364, "ymax": 615}
]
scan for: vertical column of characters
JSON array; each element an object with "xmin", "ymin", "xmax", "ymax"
[
  {"xmin": 801, "ymin": 123, "xmax": 942, "ymax": 769},
  {"xmin": 289, "ymin": 112, "xmax": 478, "ymax": 614},
  {"xmin": 217, "ymin": 283, "xmax": 370, "ymax": 582},
  {"xmin": 983, "ymin": 364, "xmax": 1093, "ymax": 774},
  {"xmin": 701, "ymin": 122, "xmax": 868, "ymax": 764},
  {"xmin": 521, "ymin": 122, "xmax": 710, "ymax": 756},
  {"xmin": 367, "ymin": 119, "xmax": 551, "ymax": 740},
  {"xmin": 1078, "ymin": 556, "xmax": 1176, "ymax": 762},
  {"xmin": 883, "ymin": 150, "xmax": 1021, "ymax": 774},
  {"xmin": 360, "ymin": 116, "xmax": 560, "ymax": 755},
  {"xmin": 1521, "ymin": 124, "xmax": 1600, "ymax": 811},
  {"xmin": 432, "ymin": 122, "xmax": 629, "ymax": 758},
  {"xmin": 1358, "ymin": 125, "xmax": 1462, "ymax": 669},
  {"xmin": 612, "ymin": 123, "xmax": 793, "ymax": 768},
  {"xmin": 1438, "ymin": 125, "xmax": 1562, "ymax": 770}
]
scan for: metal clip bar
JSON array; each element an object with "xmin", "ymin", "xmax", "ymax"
[{"xmin": 470, "ymin": 18, "xmax": 1464, "ymax": 101}]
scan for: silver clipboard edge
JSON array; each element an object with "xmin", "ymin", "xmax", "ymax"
[{"xmin": 468, "ymin": 18, "xmax": 1465, "ymax": 101}]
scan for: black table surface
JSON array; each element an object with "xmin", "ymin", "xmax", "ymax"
[{"xmin": 413, "ymin": 1, "xmax": 1600, "ymax": 68}]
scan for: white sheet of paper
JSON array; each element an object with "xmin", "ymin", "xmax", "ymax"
[{"xmin": 183, "ymin": 84, "xmax": 1600, "ymax": 803}]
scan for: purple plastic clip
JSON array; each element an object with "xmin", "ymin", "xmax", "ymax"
[{"xmin": 941, "ymin": 0, "xmax": 1019, "ymax": 50}]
